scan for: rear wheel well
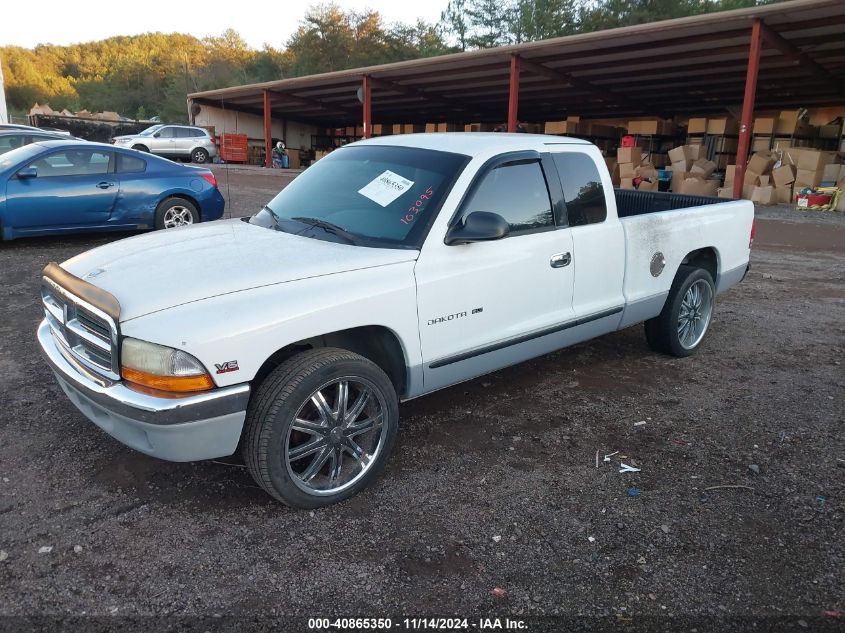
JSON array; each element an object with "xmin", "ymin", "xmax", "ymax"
[
  {"xmin": 680, "ymin": 247, "xmax": 718, "ymax": 282},
  {"xmin": 253, "ymin": 326, "xmax": 408, "ymax": 398}
]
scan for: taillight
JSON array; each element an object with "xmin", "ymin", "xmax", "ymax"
[
  {"xmin": 200, "ymin": 172, "xmax": 218, "ymax": 188},
  {"xmin": 749, "ymin": 219, "xmax": 755, "ymax": 249}
]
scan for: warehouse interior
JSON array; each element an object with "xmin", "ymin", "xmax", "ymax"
[{"xmin": 188, "ymin": 0, "xmax": 845, "ymax": 207}]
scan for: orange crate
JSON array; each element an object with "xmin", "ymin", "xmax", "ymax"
[{"xmin": 220, "ymin": 133, "xmax": 248, "ymax": 162}]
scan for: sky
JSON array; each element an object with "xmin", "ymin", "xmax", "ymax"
[{"xmin": 3, "ymin": 0, "xmax": 450, "ymax": 49}]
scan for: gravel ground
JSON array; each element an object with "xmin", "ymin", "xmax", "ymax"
[{"xmin": 0, "ymin": 169, "xmax": 843, "ymax": 631}]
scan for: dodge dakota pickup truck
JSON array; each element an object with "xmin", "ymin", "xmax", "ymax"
[{"xmin": 38, "ymin": 133, "xmax": 754, "ymax": 508}]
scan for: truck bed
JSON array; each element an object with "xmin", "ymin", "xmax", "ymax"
[{"xmin": 615, "ymin": 189, "xmax": 727, "ymax": 218}]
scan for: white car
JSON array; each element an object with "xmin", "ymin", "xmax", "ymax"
[
  {"xmin": 111, "ymin": 124, "xmax": 217, "ymax": 163},
  {"xmin": 38, "ymin": 133, "xmax": 754, "ymax": 508}
]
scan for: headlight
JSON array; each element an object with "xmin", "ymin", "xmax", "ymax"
[{"xmin": 121, "ymin": 338, "xmax": 213, "ymax": 393}]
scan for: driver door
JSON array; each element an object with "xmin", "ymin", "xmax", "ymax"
[
  {"xmin": 414, "ymin": 152, "xmax": 576, "ymax": 393},
  {"xmin": 5, "ymin": 148, "xmax": 118, "ymax": 229},
  {"xmin": 150, "ymin": 126, "xmax": 176, "ymax": 155}
]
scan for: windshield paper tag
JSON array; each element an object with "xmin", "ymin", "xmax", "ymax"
[{"xmin": 358, "ymin": 170, "xmax": 415, "ymax": 207}]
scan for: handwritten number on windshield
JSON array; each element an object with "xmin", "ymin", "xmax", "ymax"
[{"xmin": 400, "ymin": 186, "xmax": 434, "ymax": 225}]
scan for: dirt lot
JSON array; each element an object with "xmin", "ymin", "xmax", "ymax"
[{"xmin": 0, "ymin": 166, "xmax": 842, "ymax": 630}]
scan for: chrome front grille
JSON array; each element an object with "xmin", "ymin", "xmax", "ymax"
[{"xmin": 41, "ymin": 279, "xmax": 120, "ymax": 380}]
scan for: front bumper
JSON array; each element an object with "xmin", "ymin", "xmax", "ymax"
[{"xmin": 37, "ymin": 319, "xmax": 250, "ymax": 462}]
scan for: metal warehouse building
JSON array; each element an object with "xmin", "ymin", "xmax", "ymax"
[{"xmin": 187, "ymin": 0, "xmax": 845, "ymax": 199}]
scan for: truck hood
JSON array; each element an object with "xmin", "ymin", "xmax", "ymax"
[{"xmin": 60, "ymin": 219, "xmax": 419, "ymax": 322}]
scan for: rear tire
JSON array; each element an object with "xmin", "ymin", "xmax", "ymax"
[
  {"xmin": 191, "ymin": 148, "xmax": 210, "ymax": 164},
  {"xmin": 243, "ymin": 348, "xmax": 399, "ymax": 508},
  {"xmin": 155, "ymin": 197, "xmax": 199, "ymax": 229},
  {"xmin": 644, "ymin": 265, "xmax": 715, "ymax": 357}
]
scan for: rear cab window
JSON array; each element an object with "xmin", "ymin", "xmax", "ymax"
[
  {"xmin": 551, "ymin": 152, "xmax": 607, "ymax": 226},
  {"xmin": 117, "ymin": 153, "xmax": 146, "ymax": 173}
]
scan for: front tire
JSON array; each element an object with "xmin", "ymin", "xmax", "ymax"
[
  {"xmin": 155, "ymin": 197, "xmax": 199, "ymax": 229},
  {"xmin": 243, "ymin": 348, "xmax": 399, "ymax": 508},
  {"xmin": 131, "ymin": 144, "xmax": 149, "ymax": 152},
  {"xmin": 645, "ymin": 265, "xmax": 715, "ymax": 357}
]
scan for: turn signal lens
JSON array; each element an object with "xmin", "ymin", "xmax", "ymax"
[
  {"xmin": 121, "ymin": 338, "xmax": 213, "ymax": 393},
  {"xmin": 200, "ymin": 172, "xmax": 218, "ymax": 188}
]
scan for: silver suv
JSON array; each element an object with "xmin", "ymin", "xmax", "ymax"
[{"xmin": 112, "ymin": 124, "xmax": 217, "ymax": 164}]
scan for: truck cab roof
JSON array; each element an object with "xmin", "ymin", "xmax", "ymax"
[{"xmin": 353, "ymin": 132, "xmax": 593, "ymax": 157}]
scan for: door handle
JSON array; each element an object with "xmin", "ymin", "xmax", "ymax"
[
  {"xmin": 96, "ymin": 181, "xmax": 115, "ymax": 189},
  {"xmin": 550, "ymin": 252, "xmax": 571, "ymax": 268}
]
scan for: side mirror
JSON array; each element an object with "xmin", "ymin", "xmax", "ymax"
[
  {"xmin": 445, "ymin": 211, "xmax": 510, "ymax": 245},
  {"xmin": 153, "ymin": 132, "xmax": 161, "ymax": 138},
  {"xmin": 17, "ymin": 166, "xmax": 37, "ymax": 179}
]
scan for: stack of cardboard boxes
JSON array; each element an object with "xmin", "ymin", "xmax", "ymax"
[
  {"xmin": 668, "ymin": 145, "xmax": 719, "ymax": 195},
  {"xmin": 617, "ymin": 146, "xmax": 658, "ymax": 191}
]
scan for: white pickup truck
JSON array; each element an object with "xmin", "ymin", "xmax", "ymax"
[{"xmin": 38, "ymin": 133, "xmax": 754, "ymax": 508}]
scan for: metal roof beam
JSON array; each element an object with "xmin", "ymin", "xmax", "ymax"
[
  {"xmin": 369, "ymin": 76, "xmax": 501, "ymax": 119},
  {"xmin": 519, "ymin": 58, "xmax": 667, "ymax": 118},
  {"xmin": 759, "ymin": 21, "xmax": 845, "ymax": 90}
]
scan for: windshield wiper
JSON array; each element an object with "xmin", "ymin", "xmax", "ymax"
[{"xmin": 291, "ymin": 217, "xmax": 358, "ymax": 245}]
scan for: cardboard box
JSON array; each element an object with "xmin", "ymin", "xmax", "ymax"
[
  {"xmin": 706, "ymin": 117, "xmax": 738, "ymax": 135},
  {"xmin": 544, "ymin": 120, "xmax": 579, "ymax": 134},
  {"xmin": 688, "ymin": 118, "xmax": 707, "ymax": 134},
  {"xmin": 753, "ymin": 117, "xmax": 776, "ymax": 135},
  {"xmin": 742, "ymin": 183, "xmax": 755, "ymax": 200},
  {"xmin": 671, "ymin": 159, "xmax": 692, "ymax": 172},
  {"xmin": 775, "ymin": 185, "xmax": 793, "ymax": 205},
  {"xmin": 628, "ymin": 119, "xmax": 674, "ymax": 136},
  {"xmin": 717, "ymin": 187, "xmax": 733, "ymax": 199},
  {"xmin": 752, "ymin": 137, "xmax": 772, "ymax": 152},
  {"xmin": 638, "ymin": 180, "xmax": 659, "ymax": 192},
  {"xmin": 821, "ymin": 164, "xmax": 845, "ymax": 185},
  {"xmin": 620, "ymin": 177, "xmax": 635, "ymax": 189},
  {"xmin": 744, "ymin": 169, "xmax": 763, "ymax": 186},
  {"xmin": 668, "ymin": 146, "xmax": 687, "ymax": 164},
  {"xmin": 680, "ymin": 177, "xmax": 719, "ymax": 197},
  {"xmin": 637, "ymin": 165, "xmax": 658, "ymax": 179},
  {"xmin": 617, "ymin": 147, "xmax": 643, "ymax": 166},
  {"xmin": 797, "ymin": 150, "xmax": 834, "ymax": 171},
  {"xmin": 771, "ymin": 164, "xmax": 796, "ymax": 187},
  {"xmin": 690, "ymin": 158, "xmax": 716, "ymax": 178},
  {"xmin": 748, "ymin": 152, "xmax": 775, "ymax": 175},
  {"xmin": 724, "ymin": 165, "xmax": 736, "ymax": 186},
  {"xmin": 287, "ymin": 150, "xmax": 301, "ymax": 170},
  {"xmin": 670, "ymin": 171, "xmax": 689, "ymax": 193},
  {"xmin": 687, "ymin": 145, "xmax": 705, "ymax": 160},
  {"xmin": 751, "ymin": 185, "xmax": 776, "ymax": 205},
  {"xmin": 795, "ymin": 168, "xmax": 824, "ymax": 189},
  {"xmin": 620, "ymin": 162, "xmax": 638, "ymax": 179}
]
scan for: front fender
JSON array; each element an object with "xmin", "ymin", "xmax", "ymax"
[{"xmin": 118, "ymin": 263, "xmax": 423, "ymax": 391}]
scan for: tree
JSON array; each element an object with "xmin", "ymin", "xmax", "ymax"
[
  {"xmin": 439, "ymin": 0, "xmax": 471, "ymax": 51},
  {"xmin": 466, "ymin": 0, "xmax": 511, "ymax": 48}
]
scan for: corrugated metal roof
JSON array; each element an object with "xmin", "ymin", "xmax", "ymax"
[{"xmin": 189, "ymin": 0, "xmax": 845, "ymax": 125}]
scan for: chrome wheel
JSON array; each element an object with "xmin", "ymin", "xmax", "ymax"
[
  {"xmin": 285, "ymin": 377, "xmax": 387, "ymax": 496},
  {"xmin": 192, "ymin": 149, "xmax": 209, "ymax": 163},
  {"xmin": 678, "ymin": 279, "xmax": 713, "ymax": 350},
  {"xmin": 162, "ymin": 205, "xmax": 195, "ymax": 228}
]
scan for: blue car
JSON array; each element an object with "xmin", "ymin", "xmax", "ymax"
[{"xmin": 0, "ymin": 140, "xmax": 225, "ymax": 240}]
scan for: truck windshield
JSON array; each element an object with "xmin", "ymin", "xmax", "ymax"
[{"xmin": 251, "ymin": 145, "xmax": 470, "ymax": 249}]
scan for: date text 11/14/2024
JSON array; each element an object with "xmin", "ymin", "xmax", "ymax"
[{"xmin": 307, "ymin": 618, "xmax": 528, "ymax": 630}]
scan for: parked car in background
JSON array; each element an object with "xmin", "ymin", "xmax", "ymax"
[
  {"xmin": 111, "ymin": 124, "xmax": 217, "ymax": 164},
  {"xmin": 0, "ymin": 123, "xmax": 72, "ymax": 136},
  {"xmin": 35, "ymin": 133, "xmax": 754, "ymax": 508},
  {"xmin": 0, "ymin": 129, "xmax": 79, "ymax": 155},
  {"xmin": 0, "ymin": 140, "xmax": 224, "ymax": 240}
]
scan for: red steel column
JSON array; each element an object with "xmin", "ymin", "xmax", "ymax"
[
  {"xmin": 734, "ymin": 18, "xmax": 763, "ymax": 198},
  {"xmin": 507, "ymin": 55, "xmax": 520, "ymax": 133},
  {"xmin": 263, "ymin": 89, "xmax": 272, "ymax": 168},
  {"xmin": 362, "ymin": 75, "xmax": 372, "ymax": 139}
]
